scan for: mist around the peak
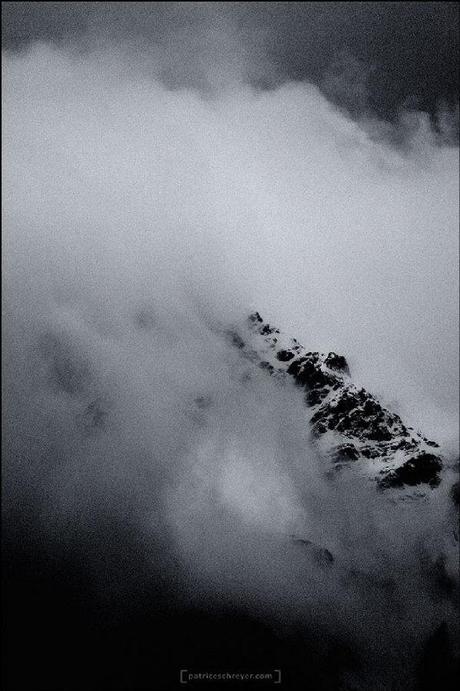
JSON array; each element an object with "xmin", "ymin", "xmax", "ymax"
[{"xmin": 2, "ymin": 27, "xmax": 459, "ymax": 691}]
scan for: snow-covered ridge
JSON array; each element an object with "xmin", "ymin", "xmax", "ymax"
[{"xmin": 227, "ymin": 312, "xmax": 443, "ymax": 492}]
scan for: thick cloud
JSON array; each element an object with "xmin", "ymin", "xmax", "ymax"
[
  {"xmin": 2, "ymin": 36, "xmax": 459, "ymax": 691},
  {"xmin": 3, "ymin": 43, "xmax": 458, "ymax": 432}
]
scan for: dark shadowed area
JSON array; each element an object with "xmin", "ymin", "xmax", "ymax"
[{"xmin": 2, "ymin": 2, "xmax": 459, "ymax": 138}]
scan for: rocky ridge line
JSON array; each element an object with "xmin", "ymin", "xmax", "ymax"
[{"xmin": 228, "ymin": 312, "xmax": 443, "ymax": 492}]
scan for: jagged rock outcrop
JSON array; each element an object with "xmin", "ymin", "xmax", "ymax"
[{"xmin": 228, "ymin": 312, "xmax": 443, "ymax": 492}]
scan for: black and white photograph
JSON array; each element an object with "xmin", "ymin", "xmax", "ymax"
[{"xmin": 2, "ymin": 3, "xmax": 459, "ymax": 689}]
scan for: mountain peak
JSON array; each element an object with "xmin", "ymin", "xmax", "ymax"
[{"xmin": 230, "ymin": 312, "xmax": 443, "ymax": 493}]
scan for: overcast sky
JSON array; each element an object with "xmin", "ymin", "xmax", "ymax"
[{"xmin": 2, "ymin": 2, "xmax": 459, "ymax": 130}]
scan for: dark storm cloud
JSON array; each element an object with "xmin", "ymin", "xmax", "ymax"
[{"xmin": 2, "ymin": 1, "xmax": 459, "ymax": 135}]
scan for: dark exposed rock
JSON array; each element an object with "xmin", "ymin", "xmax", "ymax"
[
  {"xmin": 367, "ymin": 424, "xmax": 393, "ymax": 442},
  {"xmin": 324, "ymin": 352, "xmax": 350, "ymax": 374},
  {"xmin": 286, "ymin": 356, "xmax": 306, "ymax": 378},
  {"xmin": 287, "ymin": 358, "xmax": 333, "ymax": 390},
  {"xmin": 291, "ymin": 536, "xmax": 334, "ymax": 567},
  {"xmin": 362, "ymin": 398, "xmax": 381, "ymax": 417},
  {"xmin": 378, "ymin": 453, "xmax": 442, "ymax": 489},
  {"xmin": 312, "ymin": 392, "xmax": 358, "ymax": 428},
  {"xmin": 312, "ymin": 422, "xmax": 327, "ymax": 436},
  {"xmin": 426, "ymin": 439, "xmax": 440, "ymax": 448},
  {"xmin": 276, "ymin": 349, "xmax": 295, "ymax": 362},
  {"xmin": 331, "ymin": 391, "xmax": 361, "ymax": 416},
  {"xmin": 305, "ymin": 387, "xmax": 329, "ymax": 406},
  {"xmin": 360, "ymin": 445, "xmax": 381, "ymax": 459},
  {"xmin": 391, "ymin": 438, "xmax": 417, "ymax": 452},
  {"xmin": 232, "ymin": 312, "xmax": 444, "ymax": 492},
  {"xmin": 313, "ymin": 547, "xmax": 334, "ymax": 568},
  {"xmin": 259, "ymin": 323, "xmax": 279, "ymax": 336}
]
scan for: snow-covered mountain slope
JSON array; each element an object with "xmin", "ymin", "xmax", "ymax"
[{"xmin": 226, "ymin": 312, "xmax": 444, "ymax": 494}]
